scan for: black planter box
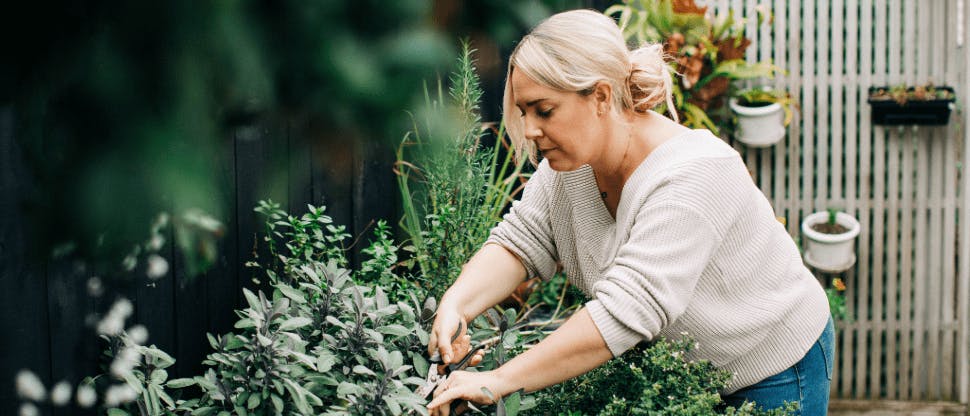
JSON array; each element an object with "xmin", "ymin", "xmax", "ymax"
[{"xmin": 867, "ymin": 86, "xmax": 956, "ymax": 125}]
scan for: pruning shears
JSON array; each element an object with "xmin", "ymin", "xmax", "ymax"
[{"xmin": 416, "ymin": 322, "xmax": 486, "ymax": 411}]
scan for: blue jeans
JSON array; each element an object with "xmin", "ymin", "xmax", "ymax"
[{"xmin": 721, "ymin": 317, "xmax": 835, "ymax": 415}]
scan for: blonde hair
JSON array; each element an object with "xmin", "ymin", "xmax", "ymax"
[{"xmin": 502, "ymin": 9, "xmax": 676, "ymax": 164}]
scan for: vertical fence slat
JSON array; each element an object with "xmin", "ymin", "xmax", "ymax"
[
  {"xmin": 910, "ymin": 0, "xmax": 931, "ymax": 400},
  {"xmin": 840, "ymin": 0, "xmax": 859, "ymax": 398},
  {"xmin": 900, "ymin": 133, "xmax": 915, "ymax": 401},
  {"xmin": 913, "ymin": 132, "xmax": 929, "ymax": 400},
  {"xmin": 787, "ymin": 0, "xmax": 802, "ymax": 237},
  {"xmin": 801, "ymin": 0, "xmax": 822, "ymax": 214},
  {"xmin": 855, "ymin": 0, "xmax": 875, "ymax": 399},
  {"xmin": 954, "ymin": 0, "xmax": 970, "ymax": 404},
  {"xmin": 941, "ymin": 0, "xmax": 963, "ymax": 401},
  {"xmin": 928, "ymin": 128, "xmax": 944, "ymax": 400},
  {"xmin": 885, "ymin": 129, "xmax": 901, "ymax": 399},
  {"xmin": 772, "ymin": 0, "xmax": 788, "ymax": 216},
  {"xmin": 830, "ymin": 0, "xmax": 844, "ymax": 204},
  {"xmin": 0, "ymin": 107, "xmax": 53, "ymax": 416},
  {"xmin": 869, "ymin": 0, "xmax": 889, "ymax": 399},
  {"xmin": 884, "ymin": 0, "xmax": 903, "ymax": 399},
  {"xmin": 929, "ymin": 0, "xmax": 948, "ymax": 400},
  {"xmin": 816, "ymin": 0, "xmax": 829, "ymax": 208},
  {"xmin": 942, "ymin": 122, "xmax": 958, "ymax": 402},
  {"xmin": 753, "ymin": 0, "xmax": 774, "ymax": 201},
  {"xmin": 826, "ymin": 1, "xmax": 841, "ymax": 398},
  {"xmin": 898, "ymin": 0, "xmax": 917, "ymax": 401}
]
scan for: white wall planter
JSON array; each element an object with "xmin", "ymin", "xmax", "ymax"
[
  {"xmin": 729, "ymin": 98, "xmax": 786, "ymax": 147},
  {"xmin": 801, "ymin": 211, "xmax": 861, "ymax": 273}
]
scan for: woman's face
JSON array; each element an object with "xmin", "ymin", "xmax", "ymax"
[{"xmin": 511, "ymin": 69, "xmax": 606, "ymax": 171}]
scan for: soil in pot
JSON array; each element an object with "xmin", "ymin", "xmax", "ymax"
[{"xmin": 811, "ymin": 222, "xmax": 849, "ymax": 234}]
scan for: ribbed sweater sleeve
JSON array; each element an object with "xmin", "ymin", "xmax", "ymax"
[
  {"xmin": 585, "ymin": 201, "xmax": 720, "ymax": 357},
  {"xmin": 486, "ymin": 162, "xmax": 559, "ymax": 281}
]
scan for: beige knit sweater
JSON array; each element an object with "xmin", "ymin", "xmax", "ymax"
[{"xmin": 486, "ymin": 129, "xmax": 830, "ymax": 394}]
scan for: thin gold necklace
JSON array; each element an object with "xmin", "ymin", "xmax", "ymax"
[{"xmin": 599, "ymin": 131, "xmax": 634, "ymax": 200}]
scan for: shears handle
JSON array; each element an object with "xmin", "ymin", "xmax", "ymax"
[{"xmin": 446, "ymin": 343, "xmax": 485, "ymax": 373}]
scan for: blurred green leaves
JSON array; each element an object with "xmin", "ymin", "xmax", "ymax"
[
  {"xmin": 2, "ymin": 0, "xmax": 455, "ymax": 273},
  {"xmin": 1, "ymin": 0, "xmax": 590, "ymax": 276}
]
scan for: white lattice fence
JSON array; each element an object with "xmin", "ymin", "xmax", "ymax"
[{"xmin": 703, "ymin": 0, "xmax": 969, "ymax": 404}]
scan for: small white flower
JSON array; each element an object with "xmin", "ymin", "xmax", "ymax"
[
  {"xmin": 122, "ymin": 255, "xmax": 137, "ymax": 272},
  {"xmin": 148, "ymin": 234, "xmax": 165, "ymax": 251},
  {"xmin": 86, "ymin": 276, "xmax": 104, "ymax": 297},
  {"xmin": 127, "ymin": 325, "xmax": 149, "ymax": 345},
  {"xmin": 15, "ymin": 370, "xmax": 45, "ymax": 401},
  {"xmin": 110, "ymin": 347, "xmax": 141, "ymax": 379},
  {"xmin": 146, "ymin": 255, "xmax": 169, "ymax": 280},
  {"xmin": 103, "ymin": 384, "xmax": 138, "ymax": 407},
  {"xmin": 76, "ymin": 384, "xmax": 97, "ymax": 408},
  {"xmin": 155, "ymin": 212, "xmax": 170, "ymax": 229},
  {"xmin": 50, "ymin": 381, "xmax": 72, "ymax": 406},
  {"xmin": 98, "ymin": 314, "xmax": 124, "ymax": 336},
  {"xmin": 114, "ymin": 298, "xmax": 133, "ymax": 318},
  {"xmin": 19, "ymin": 403, "xmax": 38, "ymax": 416},
  {"xmin": 97, "ymin": 298, "xmax": 134, "ymax": 336}
]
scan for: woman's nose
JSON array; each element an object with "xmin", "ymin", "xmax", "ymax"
[{"xmin": 523, "ymin": 116, "xmax": 542, "ymax": 141}]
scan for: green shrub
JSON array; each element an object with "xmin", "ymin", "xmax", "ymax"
[{"xmin": 531, "ymin": 337, "xmax": 794, "ymax": 415}]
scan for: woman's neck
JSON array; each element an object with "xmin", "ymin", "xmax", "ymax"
[{"xmin": 592, "ymin": 111, "xmax": 686, "ymax": 191}]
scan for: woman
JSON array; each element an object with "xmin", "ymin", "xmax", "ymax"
[{"xmin": 426, "ymin": 9, "xmax": 833, "ymax": 416}]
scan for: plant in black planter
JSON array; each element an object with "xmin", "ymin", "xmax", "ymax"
[
  {"xmin": 867, "ymin": 84, "xmax": 957, "ymax": 125},
  {"xmin": 730, "ymin": 87, "xmax": 795, "ymax": 147}
]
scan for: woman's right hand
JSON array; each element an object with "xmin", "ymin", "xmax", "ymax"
[{"xmin": 428, "ymin": 305, "xmax": 481, "ymax": 367}]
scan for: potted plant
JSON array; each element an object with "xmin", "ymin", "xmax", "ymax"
[
  {"xmin": 606, "ymin": 0, "xmax": 781, "ymax": 135},
  {"xmin": 729, "ymin": 87, "xmax": 794, "ymax": 147},
  {"xmin": 801, "ymin": 209, "xmax": 861, "ymax": 273},
  {"xmin": 867, "ymin": 84, "xmax": 957, "ymax": 125}
]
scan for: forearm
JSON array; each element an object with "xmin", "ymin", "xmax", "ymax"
[
  {"xmin": 494, "ymin": 307, "xmax": 613, "ymax": 393},
  {"xmin": 439, "ymin": 243, "xmax": 527, "ymax": 320}
]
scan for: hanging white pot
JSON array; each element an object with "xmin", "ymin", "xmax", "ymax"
[
  {"xmin": 800, "ymin": 211, "xmax": 861, "ymax": 273},
  {"xmin": 729, "ymin": 98, "xmax": 787, "ymax": 147}
]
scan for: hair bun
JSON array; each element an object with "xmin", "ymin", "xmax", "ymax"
[{"xmin": 628, "ymin": 44, "xmax": 676, "ymax": 120}]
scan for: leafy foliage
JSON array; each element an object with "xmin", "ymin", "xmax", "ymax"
[
  {"xmin": 605, "ymin": 0, "xmax": 781, "ymax": 134},
  {"xmin": 531, "ymin": 336, "xmax": 794, "ymax": 415},
  {"xmin": 4, "ymin": 1, "xmax": 455, "ymax": 270},
  {"xmin": 101, "ymin": 202, "xmax": 435, "ymax": 415},
  {"xmin": 734, "ymin": 86, "xmax": 795, "ymax": 125},
  {"xmin": 826, "ymin": 278, "xmax": 849, "ymax": 323},
  {"xmin": 396, "ymin": 41, "xmax": 529, "ymax": 301},
  {"xmin": 869, "ymin": 83, "xmax": 956, "ymax": 105}
]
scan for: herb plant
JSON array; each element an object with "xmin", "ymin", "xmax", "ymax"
[
  {"xmin": 531, "ymin": 336, "xmax": 794, "ymax": 415},
  {"xmin": 735, "ymin": 87, "xmax": 795, "ymax": 125},
  {"xmin": 396, "ymin": 41, "xmax": 529, "ymax": 301}
]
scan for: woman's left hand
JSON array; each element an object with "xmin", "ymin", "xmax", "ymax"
[{"xmin": 427, "ymin": 370, "xmax": 515, "ymax": 416}]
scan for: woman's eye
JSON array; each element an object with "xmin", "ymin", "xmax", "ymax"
[{"xmin": 537, "ymin": 108, "xmax": 553, "ymax": 118}]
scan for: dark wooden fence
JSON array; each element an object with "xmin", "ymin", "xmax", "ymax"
[{"xmin": 0, "ymin": 107, "xmax": 402, "ymax": 415}]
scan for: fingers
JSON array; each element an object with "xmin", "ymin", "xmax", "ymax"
[
  {"xmin": 436, "ymin": 317, "xmax": 468, "ymax": 364},
  {"xmin": 427, "ymin": 387, "xmax": 458, "ymax": 415},
  {"xmin": 469, "ymin": 349, "xmax": 485, "ymax": 367},
  {"xmin": 429, "ymin": 317, "xmax": 457, "ymax": 363},
  {"xmin": 427, "ymin": 331, "xmax": 437, "ymax": 357},
  {"xmin": 453, "ymin": 335, "xmax": 471, "ymax": 359}
]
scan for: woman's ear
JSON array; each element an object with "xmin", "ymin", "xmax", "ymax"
[{"xmin": 592, "ymin": 81, "xmax": 613, "ymax": 114}]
